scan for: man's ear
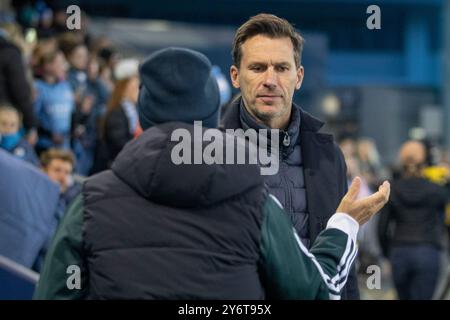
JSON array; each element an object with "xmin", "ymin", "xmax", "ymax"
[
  {"xmin": 230, "ymin": 65, "xmax": 240, "ymax": 89},
  {"xmin": 295, "ymin": 66, "xmax": 304, "ymax": 90}
]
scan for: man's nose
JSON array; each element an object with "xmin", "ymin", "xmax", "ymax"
[{"xmin": 262, "ymin": 67, "xmax": 277, "ymax": 89}]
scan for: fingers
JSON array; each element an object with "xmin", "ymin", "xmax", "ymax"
[
  {"xmin": 355, "ymin": 180, "xmax": 391, "ymax": 225},
  {"xmin": 382, "ymin": 181, "xmax": 391, "ymax": 200},
  {"xmin": 360, "ymin": 180, "xmax": 390, "ymax": 206},
  {"xmin": 345, "ymin": 176, "xmax": 361, "ymax": 202}
]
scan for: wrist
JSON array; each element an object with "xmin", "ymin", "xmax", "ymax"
[{"xmin": 326, "ymin": 213, "xmax": 359, "ymax": 244}]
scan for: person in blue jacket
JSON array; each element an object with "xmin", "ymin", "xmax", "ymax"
[
  {"xmin": 33, "ymin": 50, "xmax": 75, "ymax": 153},
  {"xmin": 0, "ymin": 149, "xmax": 60, "ymax": 272}
]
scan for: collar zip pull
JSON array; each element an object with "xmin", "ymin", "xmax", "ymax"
[{"xmin": 282, "ymin": 131, "xmax": 290, "ymax": 147}]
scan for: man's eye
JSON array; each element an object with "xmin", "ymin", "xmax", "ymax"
[
  {"xmin": 250, "ymin": 66, "xmax": 263, "ymax": 72},
  {"xmin": 277, "ymin": 66, "xmax": 289, "ymax": 72}
]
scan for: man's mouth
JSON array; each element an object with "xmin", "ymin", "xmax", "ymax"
[
  {"xmin": 257, "ymin": 95, "xmax": 282, "ymax": 104},
  {"xmin": 257, "ymin": 94, "xmax": 282, "ymax": 98}
]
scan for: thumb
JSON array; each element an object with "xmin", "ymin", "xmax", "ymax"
[{"xmin": 346, "ymin": 176, "xmax": 361, "ymax": 202}]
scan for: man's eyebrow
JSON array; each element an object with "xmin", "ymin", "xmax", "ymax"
[
  {"xmin": 274, "ymin": 61, "xmax": 293, "ymax": 67},
  {"xmin": 248, "ymin": 61, "xmax": 267, "ymax": 66},
  {"xmin": 247, "ymin": 61, "xmax": 293, "ymax": 66}
]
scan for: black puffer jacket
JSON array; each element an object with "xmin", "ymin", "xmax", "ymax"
[
  {"xmin": 83, "ymin": 122, "xmax": 267, "ymax": 299},
  {"xmin": 378, "ymin": 176, "xmax": 447, "ymax": 255}
]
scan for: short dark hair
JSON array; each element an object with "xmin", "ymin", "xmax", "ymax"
[
  {"xmin": 40, "ymin": 148, "xmax": 76, "ymax": 169},
  {"xmin": 232, "ymin": 13, "xmax": 304, "ymax": 68}
]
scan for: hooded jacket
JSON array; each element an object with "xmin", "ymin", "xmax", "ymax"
[{"xmin": 378, "ymin": 176, "xmax": 447, "ymax": 254}]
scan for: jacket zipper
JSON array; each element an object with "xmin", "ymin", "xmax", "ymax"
[{"xmin": 281, "ymin": 130, "xmax": 293, "ymax": 218}]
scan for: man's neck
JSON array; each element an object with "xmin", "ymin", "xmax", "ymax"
[{"xmin": 265, "ymin": 112, "xmax": 291, "ymax": 130}]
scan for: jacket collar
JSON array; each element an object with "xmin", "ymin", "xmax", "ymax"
[{"xmin": 220, "ymin": 95, "xmax": 324, "ymax": 134}]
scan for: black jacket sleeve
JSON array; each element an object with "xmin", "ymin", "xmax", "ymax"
[
  {"xmin": 104, "ymin": 108, "xmax": 132, "ymax": 161},
  {"xmin": 4, "ymin": 44, "xmax": 35, "ymax": 131}
]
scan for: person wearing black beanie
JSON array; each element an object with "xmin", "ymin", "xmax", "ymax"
[{"xmin": 138, "ymin": 47, "xmax": 220, "ymax": 129}]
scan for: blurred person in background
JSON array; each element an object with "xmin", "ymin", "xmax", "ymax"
[
  {"xmin": 1, "ymin": 20, "xmax": 37, "ymax": 65},
  {"xmin": 33, "ymin": 49, "xmax": 75, "ymax": 153},
  {"xmin": 357, "ymin": 138, "xmax": 387, "ymax": 189},
  {"xmin": 40, "ymin": 148, "xmax": 81, "ymax": 203},
  {"xmin": 378, "ymin": 140, "xmax": 447, "ymax": 300},
  {"xmin": 51, "ymin": 5, "xmax": 69, "ymax": 36},
  {"xmin": 71, "ymin": 56, "xmax": 111, "ymax": 176},
  {"xmin": 35, "ymin": 2, "xmax": 53, "ymax": 39},
  {"xmin": 66, "ymin": 42, "xmax": 89, "ymax": 95},
  {"xmin": 92, "ymin": 58, "xmax": 140, "ymax": 172},
  {"xmin": 63, "ymin": 40, "xmax": 96, "ymax": 175},
  {"xmin": 0, "ymin": 19, "xmax": 37, "ymax": 145},
  {"xmin": 97, "ymin": 46, "xmax": 119, "ymax": 91},
  {"xmin": 0, "ymin": 105, "xmax": 39, "ymax": 166},
  {"xmin": 30, "ymin": 36, "xmax": 58, "ymax": 77},
  {"xmin": 344, "ymin": 153, "xmax": 382, "ymax": 274},
  {"xmin": 34, "ymin": 148, "xmax": 82, "ymax": 270}
]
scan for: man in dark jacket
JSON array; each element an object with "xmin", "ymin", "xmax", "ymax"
[
  {"xmin": 221, "ymin": 13, "xmax": 359, "ymax": 298},
  {"xmin": 34, "ymin": 48, "xmax": 390, "ymax": 300}
]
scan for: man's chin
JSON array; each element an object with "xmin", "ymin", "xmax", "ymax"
[{"xmin": 255, "ymin": 104, "xmax": 281, "ymax": 118}]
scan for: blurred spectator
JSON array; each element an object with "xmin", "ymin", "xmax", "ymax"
[
  {"xmin": 98, "ymin": 46, "xmax": 119, "ymax": 72},
  {"xmin": 0, "ymin": 148, "xmax": 60, "ymax": 272},
  {"xmin": 2, "ymin": 21, "xmax": 37, "ymax": 63},
  {"xmin": 66, "ymin": 43, "xmax": 89, "ymax": 93},
  {"xmin": 33, "ymin": 49, "xmax": 75, "ymax": 153},
  {"xmin": 0, "ymin": 105, "xmax": 39, "ymax": 166},
  {"xmin": 338, "ymin": 134, "xmax": 357, "ymax": 160},
  {"xmin": 343, "ymin": 151, "xmax": 382, "ymax": 273},
  {"xmin": 40, "ymin": 148, "xmax": 82, "ymax": 211},
  {"xmin": 357, "ymin": 138, "xmax": 387, "ymax": 189},
  {"xmin": 97, "ymin": 46, "xmax": 118, "ymax": 91},
  {"xmin": 31, "ymin": 36, "xmax": 57, "ymax": 76},
  {"xmin": 35, "ymin": 3, "xmax": 53, "ymax": 39},
  {"xmin": 378, "ymin": 140, "xmax": 447, "ymax": 300},
  {"xmin": 51, "ymin": 6, "xmax": 68, "ymax": 35},
  {"xmin": 0, "ymin": 21, "xmax": 37, "ymax": 142},
  {"xmin": 93, "ymin": 58, "xmax": 140, "ymax": 171},
  {"xmin": 71, "ymin": 56, "xmax": 110, "ymax": 175}
]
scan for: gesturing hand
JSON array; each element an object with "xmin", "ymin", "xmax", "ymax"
[{"xmin": 336, "ymin": 177, "xmax": 390, "ymax": 225}]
